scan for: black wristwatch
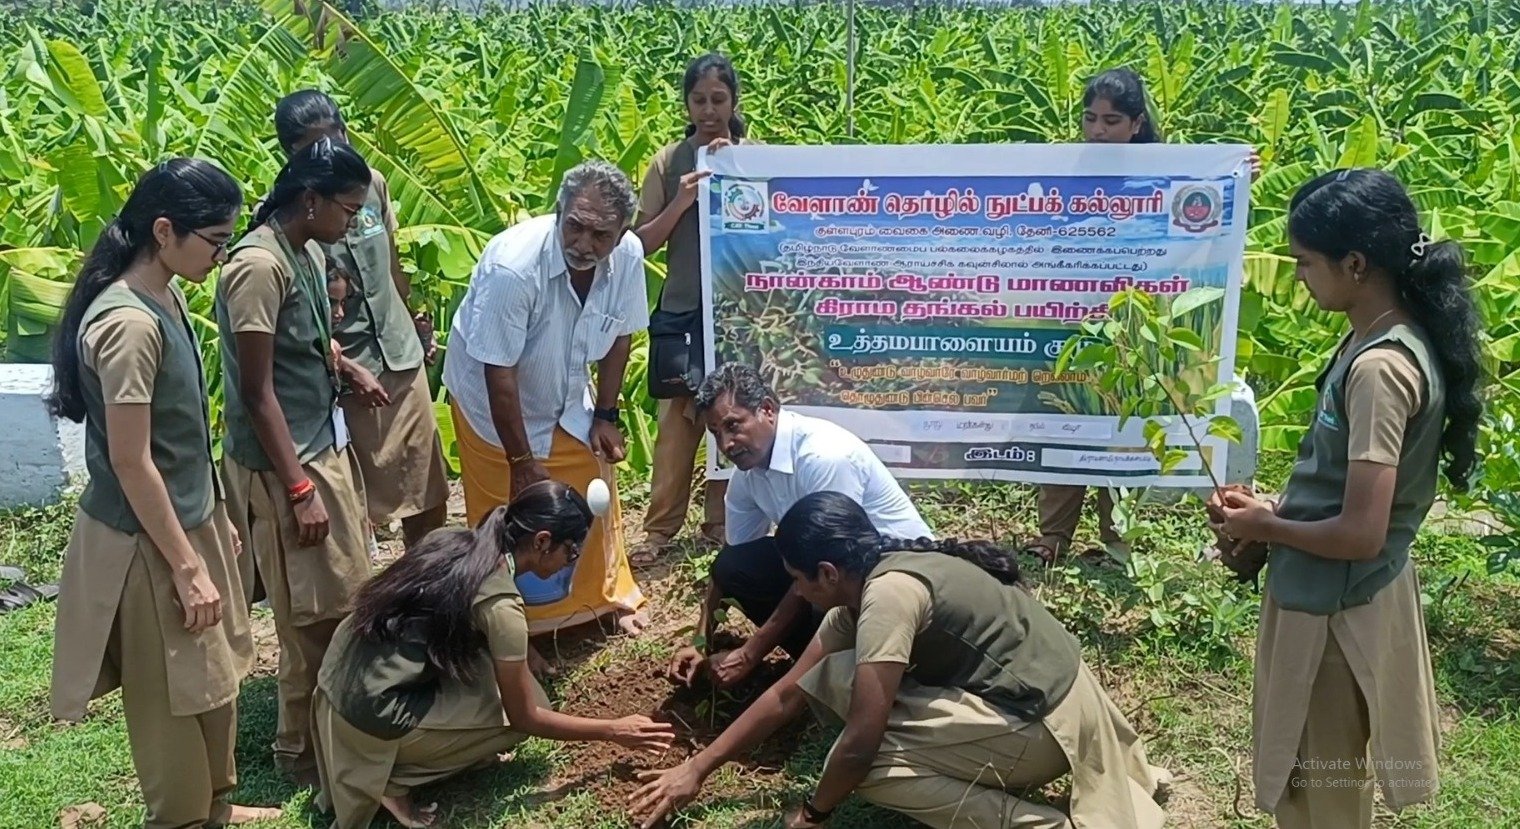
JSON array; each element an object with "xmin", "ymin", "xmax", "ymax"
[
  {"xmin": 593, "ymin": 406, "xmax": 620, "ymax": 423},
  {"xmin": 802, "ymin": 799, "xmax": 834, "ymax": 823}
]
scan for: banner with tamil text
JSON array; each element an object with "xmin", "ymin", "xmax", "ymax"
[{"xmin": 698, "ymin": 144, "xmax": 1251, "ymax": 488}]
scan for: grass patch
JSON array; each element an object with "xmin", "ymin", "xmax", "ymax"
[{"xmin": 1, "ymin": 489, "xmax": 1517, "ymax": 827}]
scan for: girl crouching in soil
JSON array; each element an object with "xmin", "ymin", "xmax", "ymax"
[
  {"xmin": 633, "ymin": 491, "xmax": 1170, "ymax": 829},
  {"xmin": 312, "ymin": 481, "xmax": 675, "ymax": 828}
]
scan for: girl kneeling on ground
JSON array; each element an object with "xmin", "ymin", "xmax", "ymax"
[
  {"xmin": 633, "ymin": 490, "xmax": 1170, "ymax": 829},
  {"xmin": 312, "ymin": 480, "xmax": 675, "ymax": 828}
]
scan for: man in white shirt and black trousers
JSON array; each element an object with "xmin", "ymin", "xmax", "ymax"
[{"xmin": 668, "ymin": 362, "xmax": 934, "ymax": 689}]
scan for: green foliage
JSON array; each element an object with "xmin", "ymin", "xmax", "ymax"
[{"xmin": 3, "ymin": 0, "xmax": 1520, "ymax": 514}]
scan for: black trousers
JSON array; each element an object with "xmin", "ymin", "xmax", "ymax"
[{"xmin": 710, "ymin": 537, "xmax": 821, "ymax": 658}]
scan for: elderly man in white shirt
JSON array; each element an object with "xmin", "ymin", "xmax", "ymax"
[
  {"xmin": 443, "ymin": 159, "xmax": 649, "ymax": 671},
  {"xmin": 669, "ymin": 363, "xmax": 933, "ymax": 690}
]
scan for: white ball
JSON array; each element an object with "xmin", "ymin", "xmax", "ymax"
[{"xmin": 586, "ymin": 477, "xmax": 611, "ymax": 517}]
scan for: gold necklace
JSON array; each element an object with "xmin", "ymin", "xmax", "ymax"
[{"xmin": 1351, "ymin": 307, "xmax": 1397, "ymax": 347}]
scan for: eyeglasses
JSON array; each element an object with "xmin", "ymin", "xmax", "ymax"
[
  {"xmin": 327, "ymin": 197, "xmax": 363, "ymax": 219},
  {"xmin": 562, "ymin": 539, "xmax": 582, "ymax": 565},
  {"xmin": 189, "ymin": 229, "xmax": 231, "ymax": 257}
]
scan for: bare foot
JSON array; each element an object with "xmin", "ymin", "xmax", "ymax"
[
  {"xmin": 379, "ymin": 794, "xmax": 438, "ymax": 828},
  {"xmin": 526, "ymin": 642, "xmax": 556, "ymax": 678},
  {"xmin": 616, "ymin": 609, "xmax": 649, "ymax": 637},
  {"xmin": 225, "ymin": 805, "xmax": 283, "ymax": 825}
]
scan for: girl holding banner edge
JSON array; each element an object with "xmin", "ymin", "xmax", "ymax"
[
  {"xmin": 633, "ymin": 52, "xmax": 751, "ymax": 566},
  {"xmin": 1211, "ymin": 169, "xmax": 1478, "ymax": 828},
  {"xmin": 1025, "ymin": 67, "xmax": 1259, "ymax": 565}
]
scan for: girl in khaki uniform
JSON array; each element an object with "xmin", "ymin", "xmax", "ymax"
[
  {"xmin": 274, "ymin": 90, "xmax": 449, "ymax": 549},
  {"xmin": 631, "ymin": 53, "xmax": 750, "ymax": 564},
  {"xmin": 47, "ymin": 159, "xmax": 278, "ymax": 827},
  {"xmin": 217, "ymin": 138, "xmax": 375, "ymax": 784},
  {"xmin": 1212, "ymin": 169, "xmax": 1482, "ymax": 828},
  {"xmin": 1027, "ymin": 67, "xmax": 1260, "ymax": 564},
  {"xmin": 312, "ymin": 481, "xmax": 674, "ymax": 828},
  {"xmin": 634, "ymin": 491, "xmax": 1169, "ymax": 829}
]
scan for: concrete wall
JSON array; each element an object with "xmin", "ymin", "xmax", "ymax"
[{"xmin": 0, "ymin": 364, "xmax": 85, "ymax": 509}]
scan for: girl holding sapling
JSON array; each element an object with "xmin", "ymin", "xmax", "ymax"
[{"xmin": 1211, "ymin": 168, "xmax": 1479, "ymax": 828}]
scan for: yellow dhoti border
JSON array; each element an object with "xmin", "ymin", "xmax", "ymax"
[{"xmin": 450, "ymin": 402, "xmax": 644, "ymax": 634}]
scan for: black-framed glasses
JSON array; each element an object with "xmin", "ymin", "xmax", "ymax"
[
  {"xmin": 189, "ymin": 228, "xmax": 231, "ymax": 257},
  {"xmin": 562, "ymin": 538, "xmax": 582, "ymax": 565}
]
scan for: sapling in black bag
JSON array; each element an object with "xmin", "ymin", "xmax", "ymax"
[{"xmin": 647, "ymin": 308, "xmax": 704, "ymax": 399}]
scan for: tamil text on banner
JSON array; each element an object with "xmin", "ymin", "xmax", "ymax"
[{"xmin": 697, "ymin": 144, "xmax": 1251, "ymax": 488}]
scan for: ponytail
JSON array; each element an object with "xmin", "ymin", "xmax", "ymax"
[
  {"xmin": 48, "ymin": 159, "xmax": 242, "ymax": 423},
  {"xmin": 880, "ymin": 536, "xmax": 1025, "ymax": 586},
  {"xmin": 1399, "ymin": 240, "xmax": 1482, "ymax": 489},
  {"xmin": 1288, "ymin": 168, "xmax": 1484, "ymax": 491},
  {"xmin": 247, "ymin": 136, "xmax": 371, "ymax": 233}
]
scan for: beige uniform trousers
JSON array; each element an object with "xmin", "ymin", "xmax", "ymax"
[
  {"xmin": 224, "ymin": 445, "xmax": 372, "ymax": 777},
  {"xmin": 799, "ymin": 651, "xmax": 1168, "ymax": 828},
  {"xmin": 311, "ymin": 679, "xmax": 549, "ymax": 828},
  {"xmin": 643, "ymin": 396, "xmax": 725, "ymax": 544},
  {"xmin": 108, "ymin": 551, "xmax": 241, "ymax": 829},
  {"xmin": 1035, "ymin": 485, "xmax": 1119, "ymax": 553}
]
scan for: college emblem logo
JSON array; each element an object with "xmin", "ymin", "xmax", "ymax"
[
  {"xmin": 721, "ymin": 180, "xmax": 768, "ymax": 232},
  {"xmin": 1170, "ymin": 184, "xmax": 1223, "ymax": 234},
  {"xmin": 356, "ymin": 205, "xmax": 385, "ymax": 238}
]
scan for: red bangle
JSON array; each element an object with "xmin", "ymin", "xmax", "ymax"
[{"xmin": 288, "ymin": 479, "xmax": 316, "ymax": 503}]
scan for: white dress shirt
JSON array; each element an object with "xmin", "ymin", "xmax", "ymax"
[
  {"xmin": 726, "ymin": 410, "xmax": 934, "ymax": 545},
  {"xmin": 443, "ymin": 214, "xmax": 649, "ymax": 456}
]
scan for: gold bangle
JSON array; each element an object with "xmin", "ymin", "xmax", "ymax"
[{"xmin": 508, "ymin": 451, "xmax": 534, "ymax": 466}]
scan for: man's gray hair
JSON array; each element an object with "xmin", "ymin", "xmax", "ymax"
[
  {"xmin": 695, "ymin": 362, "xmax": 778, "ymax": 415},
  {"xmin": 556, "ymin": 159, "xmax": 638, "ymax": 227}
]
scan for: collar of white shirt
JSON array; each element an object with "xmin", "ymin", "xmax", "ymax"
[{"xmin": 766, "ymin": 410, "xmax": 801, "ymax": 475}]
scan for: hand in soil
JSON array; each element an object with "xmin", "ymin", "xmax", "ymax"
[
  {"xmin": 631, "ymin": 762, "xmax": 705, "ymax": 829},
  {"xmin": 379, "ymin": 794, "xmax": 438, "ymax": 828},
  {"xmin": 609, "ymin": 714, "xmax": 677, "ymax": 753},
  {"xmin": 785, "ymin": 805, "xmax": 829, "ymax": 828},
  {"xmin": 225, "ymin": 804, "xmax": 283, "ymax": 825},
  {"xmin": 709, "ymin": 647, "xmax": 757, "ymax": 689},
  {"xmin": 526, "ymin": 643, "xmax": 557, "ymax": 679},
  {"xmin": 667, "ymin": 646, "xmax": 707, "ymax": 686}
]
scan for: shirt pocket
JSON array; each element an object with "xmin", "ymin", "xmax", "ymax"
[{"xmin": 584, "ymin": 310, "xmax": 626, "ymax": 361}]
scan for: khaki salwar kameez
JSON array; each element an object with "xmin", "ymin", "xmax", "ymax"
[
  {"xmin": 50, "ymin": 285, "xmax": 254, "ymax": 828},
  {"xmin": 1252, "ymin": 329, "xmax": 1445, "ymax": 827}
]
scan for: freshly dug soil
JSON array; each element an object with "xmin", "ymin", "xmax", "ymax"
[{"xmin": 554, "ymin": 632, "xmax": 814, "ymax": 814}]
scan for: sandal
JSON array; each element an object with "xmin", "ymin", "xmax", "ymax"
[
  {"xmin": 629, "ymin": 538, "xmax": 670, "ymax": 568},
  {"xmin": 0, "ymin": 565, "xmax": 25, "ymax": 583},
  {"xmin": 0, "ymin": 582, "xmax": 59, "ymax": 614},
  {"xmin": 1021, "ymin": 542, "xmax": 1059, "ymax": 566}
]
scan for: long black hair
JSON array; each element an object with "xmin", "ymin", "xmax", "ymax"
[
  {"xmin": 248, "ymin": 136, "xmax": 371, "ymax": 232},
  {"xmin": 47, "ymin": 158, "xmax": 242, "ymax": 424},
  {"xmin": 682, "ymin": 52, "xmax": 747, "ymax": 140},
  {"xmin": 346, "ymin": 480, "xmax": 593, "ymax": 680},
  {"xmin": 1288, "ymin": 168, "xmax": 1483, "ymax": 490},
  {"xmin": 274, "ymin": 88, "xmax": 344, "ymax": 156},
  {"xmin": 775, "ymin": 491, "xmax": 1022, "ymax": 586},
  {"xmin": 1082, "ymin": 67, "xmax": 1161, "ymax": 144}
]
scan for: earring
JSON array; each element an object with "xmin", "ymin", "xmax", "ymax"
[{"xmin": 307, "ymin": 208, "xmax": 316, "ymax": 220}]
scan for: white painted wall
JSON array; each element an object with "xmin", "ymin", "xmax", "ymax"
[{"xmin": 0, "ymin": 364, "xmax": 85, "ymax": 509}]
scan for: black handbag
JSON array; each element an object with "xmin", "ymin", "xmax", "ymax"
[{"xmin": 647, "ymin": 307, "xmax": 705, "ymax": 399}]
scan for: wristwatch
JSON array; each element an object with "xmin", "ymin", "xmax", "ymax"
[{"xmin": 593, "ymin": 406, "xmax": 620, "ymax": 423}]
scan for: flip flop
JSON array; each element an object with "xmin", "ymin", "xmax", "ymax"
[
  {"xmin": 0, "ymin": 566, "xmax": 25, "ymax": 583},
  {"xmin": 0, "ymin": 582, "xmax": 59, "ymax": 614},
  {"xmin": 1021, "ymin": 542, "xmax": 1058, "ymax": 566}
]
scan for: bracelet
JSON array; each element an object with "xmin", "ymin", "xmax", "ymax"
[
  {"xmin": 287, "ymin": 479, "xmax": 316, "ymax": 504},
  {"xmin": 801, "ymin": 799, "xmax": 834, "ymax": 823},
  {"xmin": 508, "ymin": 451, "xmax": 535, "ymax": 466}
]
